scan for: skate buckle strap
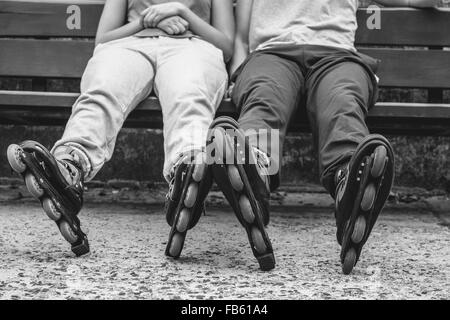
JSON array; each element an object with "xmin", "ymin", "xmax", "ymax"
[
  {"xmin": 253, "ymin": 147, "xmax": 271, "ymax": 191},
  {"xmin": 167, "ymin": 178, "xmax": 175, "ymax": 201},
  {"xmin": 335, "ymin": 164, "xmax": 349, "ymax": 187},
  {"xmin": 254, "ymin": 147, "xmax": 270, "ymax": 168},
  {"xmin": 60, "ymin": 159, "xmax": 84, "ymax": 191}
]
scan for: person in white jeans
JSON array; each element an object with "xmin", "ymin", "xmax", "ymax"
[
  {"xmin": 54, "ymin": 0, "xmax": 233, "ymax": 182},
  {"xmin": 7, "ymin": 0, "xmax": 234, "ymax": 257},
  {"xmin": 53, "ymin": 35, "xmax": 228, "ymax": 181}
]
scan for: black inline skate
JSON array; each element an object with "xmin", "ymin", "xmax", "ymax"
[
  {"xmin": 7, "ymin": 141, "xmax": 89, "ymax": 256},
  {"xmin": 334, "ymin": 134, "xmax": 394, "ymax": 274},
  {"xmin": 207, "ymin": 117, "xmax": 275, "ymax": 271},
  {"xmin": 165, "ymin": 150, "xmax": 213, "ymax": 259}
]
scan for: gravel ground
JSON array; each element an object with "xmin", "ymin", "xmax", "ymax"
[{"xmin": 0, "ymin": 202, "xmax": 448, "ymax": 300}]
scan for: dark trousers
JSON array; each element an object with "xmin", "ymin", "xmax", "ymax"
[{"xmin": 232, "ymin": 45, "xmax": 379, "ymax": 194}]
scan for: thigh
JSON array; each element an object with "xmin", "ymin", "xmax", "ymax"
[
  {"xmin": 306, "ymin": 61, "xmax": 375, "ymax": 179},
  {"xmin": 307, "ymin": 61, "xmax": 374, "ymax": 125},
  {"xmin": 233, "ymin": 52, "xmax": 304, "ymax": 130},
  {"xmin": 81, "ymin": 42, "xmax": 155, "ymax": 115},
  {"xmin": 154, "ymin": 38, "xmax": 228, "ymax": 115}
]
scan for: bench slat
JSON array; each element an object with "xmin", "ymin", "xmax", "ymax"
[
  {"xmin": 2, "ymin": 39, "xmax": 450, "ymax": 89},
  {"xmin": 1, "ymin": 91, "xmax": 450, "ymax": 119},
  {"xmin": 355, "ymin": 8, "xmax": 450, "ymax": 46},
  {"xmin": 0, "ymin": 0, "xmax": 103, "ymax": 38},
  {"xmin": 359, "ymin": 48, "xmax": 450, "ymax": 88},
  {"xmin": 2, "ymin": 2, "xmax": 450, "ymax": 46},
  {"xmin": 1, "ymin": 91, "xmax": 450, "ymax": 136},
  {"xmin": 0, "ymin": 39, "xmax": 93, "ymax": 78}
]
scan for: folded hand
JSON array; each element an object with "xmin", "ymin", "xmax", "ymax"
[
  {"xmin": 157, "ymin": 16, "xmax": 189, "ymax": 35},
  {"xmin": 141, "ymin": 3, "xmax": 185, "ymax": 28}
]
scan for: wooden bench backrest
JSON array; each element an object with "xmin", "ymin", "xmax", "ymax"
[{"xmin": 1, "ymin": 1, "xmax": 450, "ymax": 96}]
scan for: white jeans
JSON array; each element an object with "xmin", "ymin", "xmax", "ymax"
[{"xmin": 52, "ymin": 36, "xmax": 228, "ymax": 182}]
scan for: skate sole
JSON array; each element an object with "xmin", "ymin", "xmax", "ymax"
[
  {"xmin": 339, "ymin": 139, "xmax": 394, "ymax": 275},
  {"xmin": 209, "ymin": 120, "xmax": 275, "ymax": 271},
  {"xmin": 7, "ymin": 144, "xmax": 89, "ymax": 256},
  {"xmin": 233, "ymin": 163, "xmax": 275, "ymax": 271},
  {"xmin": 165, "ymin": 162, "xmax": 206, "ymax": 259}
]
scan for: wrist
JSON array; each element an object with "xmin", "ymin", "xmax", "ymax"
[
  {"xmin": 139, "ymin": 15, "xmax": 145, "ymax": 30},
  {"xmin": 176, "ymin": 3, "xmax": 188, "ymax": 18}
]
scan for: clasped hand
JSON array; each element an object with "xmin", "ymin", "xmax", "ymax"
[{"xmin": 141, "ymin": 3, "xmax": 189, "ymax": 35}]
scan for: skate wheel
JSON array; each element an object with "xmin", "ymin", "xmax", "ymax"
[
  {"xmin": 59, "ymin": 221, "xmax": 78, "ymax": 244},
  {"xmin": 351, "ymin": 216, "xmax": 366, "ymax": 244},
  {"xmin": 184, "ymin": 182, "xmax": 198, "ymax": 208},
  {"xmin": 168, "ymin": 233, "xmax": 184, "ymax": 258},
  {"xmin": 361, "ymin": 183, "xmax": 376, "ymax": 212},
  {"xmin": 371, "ymin": 146, "xmax": 387, "ymax": 178},
  {"xmin": 176, "ymin": 208, "xmax": 191, "ymax": 233},
  {"xmin": 342, "ymin": 247, "xmax": 357, "ymax": 275},
  {"xmin": 7, "ymin": 144, "xmax": 27, "ymax": 174},
  {"xmin": 192, "ymin": 154, "xmax": 206, "ymax": 182},
  {"xmin": 239, "ymin": 195, "xmax": 255, "ymax": 224},
  {"xmin": 228, "ymin": 165, "xmax": 244, "ymax": 192},
  {"xmin": 25, "ymin": 173, "xmax": 44, "ymax": 198},
  {"xmin": 42, "ymin": 198, "xmax": 61, "ymax": 221},
  {"xmin": 251, "ymin": 227, "xmax": 267, "ymax": 255}
]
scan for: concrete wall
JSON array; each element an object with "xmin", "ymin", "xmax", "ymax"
[{"xmin": 1, "ymin": 125, "xmax": 449, "ymax": 192}]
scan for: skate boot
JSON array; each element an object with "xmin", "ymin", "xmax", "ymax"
[
  {"xmin": 334, "ymin": 134, "xmax": 394, "ymax": 275},
  {"xmin": 165, "ymin": 150, "xmax": 213, "ymax": 259},
  {"xmin": 7, "ymin": 141, "xmax": 89, "ymax": 256},
  {"xmin": 207, "ymin": 116, "xmax": 275, "ymax": 271}
]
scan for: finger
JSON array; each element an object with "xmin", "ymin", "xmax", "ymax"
[
  {"xmin": 143, "ymin": 17, "xmax": 150, "ymax": 29},
  {"xmin": 144, "ymin": 17, "xmax": 152, "ymax": 29},
  {"xmin": 178, "ymin": 18, "xmax": 189, "ymax": 27},
  {"xmin": 152, "ymin": 14, "xmax": 163, "ymax": 27},
  {"xmin": 148, "ymin": 13, "xmax": 158, "ymax": 27},
  {"xmin": 145, "ymin": 12, "xmax": 157, "ymax": 27},
  {"xmin": 141, "ymin": 7, "xmax": 151, "ymax": 16},
  {"xmin": 174, "ymin": 22, "xmax": 185, "ymax": 33},
  {"xmin": 228, "ymin": 84, "xmax": 235, "ymax": 98},
  {"xmin": 171, "ymin": 23, "xmax": 181, "ymax": 34},
  {"xmin": 166, "ymin": 26, "xmax": 175, "ymax": 35},
  {"xmin": 156, "ymin": 20, "xmax": 165, "ymax": 30}
]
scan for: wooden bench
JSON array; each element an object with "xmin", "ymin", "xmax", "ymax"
[{"xmin": 1, "ymin": 1, "xmax": 450, "ymax": 136}]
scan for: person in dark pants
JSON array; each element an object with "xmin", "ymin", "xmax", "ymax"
[{"xmin": 209, "ymin": 0, "xmax": 439, "ymax": 273}]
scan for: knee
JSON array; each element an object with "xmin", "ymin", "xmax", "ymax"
[
  {"xmin": 317, "ymin": 91, "xmax": 367, "ymax": 125},
  {"xmin": 79, "ymin": 62, "xmax": 142, "ymax": 114},
  {"xmin": 235, "ymin": 75, "xmax": 282, "ymax": 111},
  {"xmin": 161, "ymin": 76, "xmax": 227, "ymax": 120},
  {"xmin": 80, "ymin": 49, "xmax": 134, "ymax": 98},
  {"xmin": 237, "ymin": 83, "xmax": 292, "ymax": 131},
  {"xmin": 80, "ymin": 58, "xmax": 119, "ymax": 97}
]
